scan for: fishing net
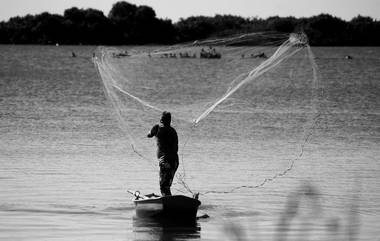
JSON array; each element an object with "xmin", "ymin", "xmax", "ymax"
[{"xmin": 94, "ymin": 32, "xmax": 321, "ymax": 194}]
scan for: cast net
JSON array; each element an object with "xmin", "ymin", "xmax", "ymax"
[{"xmin": 94, "ymin": 32, "xmax": 321, "ymax": 195}]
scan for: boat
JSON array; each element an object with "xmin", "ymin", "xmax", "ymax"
[
  {"xmin": 112, "ymin": 50, "xmax": 130, "ymax": 58},
  {"xmin": 128, "ymin": 191, "xmax": 201, "ymax": 220},
  {"xmin": 200, "ymin": 51, "xmax": 221, "ymax": 59}
]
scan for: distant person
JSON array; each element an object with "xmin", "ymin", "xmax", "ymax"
[
  {"xmin": 147, "ymin": 111, "xmax": 179, "ymax": 196},
  {"xmin": 71, "ymin": 52, "xmax": 76, "ymax": 58}
]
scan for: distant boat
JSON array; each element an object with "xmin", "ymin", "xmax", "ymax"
[
  {"xmin": 251, "ymin": 52, "xmax": 267, "ymax": 59},
  {"xmin": 113, "ymin": 51, "xmax": 130, "ymax": 58},
  {"xmin": 129, "ymin": 191, "xmax": 201, "ymax": 220},
  {"xmin": 200, "ymin": 48, "xmax": 222, "ymax": 59}
]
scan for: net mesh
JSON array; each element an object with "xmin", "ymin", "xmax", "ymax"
[{"xmin": 94, "ymin": 32, "xmax": 320, "ymax": 194}]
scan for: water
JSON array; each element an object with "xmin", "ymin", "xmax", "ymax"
[{"xmin": 0, "ymin": 45, "xmax": 379, "ymax": 240}]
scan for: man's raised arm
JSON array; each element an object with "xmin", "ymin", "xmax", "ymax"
[{"xmin": 147, "ymin": 124, "xmax": 158, "ymax": 138}]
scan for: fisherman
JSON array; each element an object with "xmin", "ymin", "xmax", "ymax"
[{"xmin": 147, "ymin": 111, "xmax": 179, "ymax": 196}]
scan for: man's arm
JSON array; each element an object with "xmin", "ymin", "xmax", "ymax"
[{"xmin": 147, "ymin": 124, "xmax": 158, "ymax": 138}]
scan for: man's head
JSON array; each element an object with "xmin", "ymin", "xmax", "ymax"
[{"xmin": 160, "ymin": 111, "xmax": 171, "ymax": 126}]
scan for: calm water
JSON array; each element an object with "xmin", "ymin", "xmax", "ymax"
[{"xmin": 0, "ymin": 45, "xmax": 379, "ymax": 241}]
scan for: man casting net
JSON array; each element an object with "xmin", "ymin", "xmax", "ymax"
[{"xmin": 94, "ymin": 32, "xmax": 321, "ymax": 195}]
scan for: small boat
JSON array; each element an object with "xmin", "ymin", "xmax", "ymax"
[
  {"xmin": 128, "ymin": 191, "xmax": 201, "ymax": 220},
  {"xmin": 112, "ymin": 50, "xmax": 130, "ymax": 58}
]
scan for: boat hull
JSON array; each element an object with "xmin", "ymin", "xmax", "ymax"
[{"xmin": 133, "ymin": 195, "xmax": 201, "ymax": 220}]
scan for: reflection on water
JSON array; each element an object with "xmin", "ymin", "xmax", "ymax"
[
  {"xmin": 133, "ymin": 217, "xmax": 201, "ymax": 241},
  {"xmin": 220, "ymin": 182, "xmax": 362, "ymax": 241}
]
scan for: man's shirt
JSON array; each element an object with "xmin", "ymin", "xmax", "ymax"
[{"xmin": 148, "ymin": 124, "xmax": 178, "ymax": 158}]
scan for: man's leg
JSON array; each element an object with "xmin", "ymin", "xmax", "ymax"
[
  {"xmin": 164, "ymin": 156, "xmax": 179, "ymax": 196},
  {"xmin": 159, "ymin": 161, "xmax": 172, "ymax": 196},
  {"xmin": 159, "ymin": 170, "xmax": 171, "ymax": 196},
  {"xmin": 159, "ymin": 155, "xmax": 178, "ymax": 196}
]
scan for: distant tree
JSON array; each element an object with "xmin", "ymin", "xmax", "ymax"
[
  {"xmin": 108, "ymin": 1, "xmax": 135, "ymax": 43},
  {"xmin": 31, "ymin": 13, "xmax": 65, "ymax": 44},
  {"xmin": 108, "ymin": 1, "xmax": 138, "ymax": 22},
  {"xmin": 63, "ymin": 7, "xmax": 114, "ymax": 44},
  {"xmin": 133, "ymin": 5, "xmax": 157, "ymax": 43},
  {"xmin": 175, "ymin": 16, "xmax": 215, "ymax": 42},
  {"xmin": 135, "ymin": 5, "xmax": 156, "ymax": 21},
  {"xmin": 154, "ymin": 18, "xmax": 177, "ymax": 44},
  {"xmin": 64, "ymin": 7, "xmax": 85, "ymax": 23},
  {"xmin": 348, "ymin": 15, "xmax": 378, "ymax": 45},
  {"xmin": 266, "ymin": 16, "xmax": 297, "ymax": 33},
  {"xmin": 108, "ymin": 1, "xmax": 176, "ymax": 44},
  {"xmin": 245, "ymin": 17, "xmax": 267, "ymax": 32},
  {"xmin": 0, "ymin": 2, "xmax": 379, "ymax": 45},
  {"xmin": 0, "ymin": 22, "xmax": 7, "ymax": 43},
  {"xmin": 302, "ymin": 14, "xmax": 348, "ymax": 45},
  {"xmin": 63, "ymin": 7, "xmax": 85, "ymax": 44},
  {"xmin": 6, "ymin": 15, "xmax": 37, "ymax": 43},
  {"xmin": 212, "ymin": 15, "xmax": 247, "ymax": 32},
  {"xmin": 3, "ymin": 13, "xmax": 66, "ymax": 44}
]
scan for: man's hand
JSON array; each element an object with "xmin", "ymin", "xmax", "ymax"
[{"xmin": 147, "ymin": 124, "xmax": 158, "ymax": 138}]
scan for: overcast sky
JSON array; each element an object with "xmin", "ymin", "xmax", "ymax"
[{"xmin": 1, "ymin": 0, "xmax": 379, "ymax": 22}]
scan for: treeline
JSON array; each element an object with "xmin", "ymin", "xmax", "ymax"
[{"xmin": 0, "ymin": 1, "xmax": 379, "ymax": 45}]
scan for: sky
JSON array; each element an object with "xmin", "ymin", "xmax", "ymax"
[{"xmin": 0, "ymin": 0, "xmax": 379, "ymax": 22}]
